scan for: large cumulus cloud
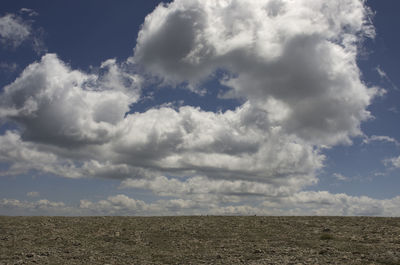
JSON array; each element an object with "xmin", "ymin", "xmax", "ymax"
[
  {"xmin": 134, "ymin": 0, "xmax": 379, "ymax": 146},
  {"xmin": 0, "ymin": 57, "xmax": 322, "ymax": 189}
]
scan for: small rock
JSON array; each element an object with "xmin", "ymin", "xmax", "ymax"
[
  {"xmin": 115, "ymin": 231, "xmax": 120, "ymax": 237},
  {"xmin": 253, "ymin": 249, "xmax": 263, "ymax": 254}
]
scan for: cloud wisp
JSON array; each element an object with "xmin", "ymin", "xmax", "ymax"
[
  {"xmin": 0, "ymin": 10, "xmax": 46, "ymax": 54},
  {"xmin": 0, "ymin": 13, "xmax": 31, "ymax": 48}
]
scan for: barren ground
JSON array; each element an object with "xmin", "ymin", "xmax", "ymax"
[{"xmin": 0, "ymin": 216, "xmax": 399, "ymax": 264}]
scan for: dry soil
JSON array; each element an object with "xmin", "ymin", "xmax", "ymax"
[{"xmin": 0, "ymin": 216, "xmax": 399, "ymax": 264}]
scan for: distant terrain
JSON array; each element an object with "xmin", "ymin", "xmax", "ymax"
[{"xmin": 0, "ymin": 216, "xmax": 399, "ymax": 264}]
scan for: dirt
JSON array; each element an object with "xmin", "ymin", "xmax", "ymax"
[{"xmin": 0, "ymin": 216, "xmax": 399, "ymax": 264}]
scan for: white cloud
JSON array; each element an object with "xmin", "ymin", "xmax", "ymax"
[
  {"xmin": 134, "ymin": 0, "xmax": 380, "ymax": 147},
  {"xmin": 274, "ymin": 191, "xmax": 400, "ymax": 216},
  {"xmin": 0, "ymin": 54, "xmax": 140, "ymax": 147},
  {"xmin": 0, "ymin": 13, "xmax": 31, "ymax": 48},
  {"xmin": 2, "ymin": 192, "xmax": 400, "ymax": 216},
  {"xmin": 333, "ymin": 173, "xmax": 348, "ymax": 181},
  {"xmin": 388, "ymin": 106, "xmax": 398, "ymax": 114},
  {"xmin": 120, "ymin": 175, "xmax": 299, "ymax": 205},
  {"xmin": 0, "ymin": 131, "xmax": 78, "ymax": 178},
  {"xmin": 121, "ymin": 176, "xmax": 293, "ymax": 197},
  {"xmin": 384, "ymin": 156, "xmax": 400, "ymax": 169},
  {"xmin": 112, "ymin": 104, "xmax": 323, "ymax": 186},
  {"xmin": 0, "ymin": 11, "xmax": 46, "ymax": 54},
  {"xmin": 79, "ymin": 195, "xmax": 148, "ymax": 216},
  {"xmin": 0, "ymin": 198, "xmax": 77, "ymax": 216},
  {"xmin": 19, "ymin": 8, "xmax": 39, "ymax": 17},
  {"xmin": 363, "ymin": 135, "xmax": 400, "ymax": 147},
  {"xmin": 26, "ymin": 191, "xmax": 40, "ymax": 198},
  {"xmin": 0, "ymin": 62, "xmax": 18, "ymax": 73},
  {"xmin": 0, "ymin": 54, "xmax": 324, "ymax": 190},
  {"xmin": 376, "ymin": 66, "xmax": 399, "ymax": 91}
]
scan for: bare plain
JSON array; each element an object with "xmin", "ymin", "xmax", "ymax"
[{"xmin": 0, "ymin": 216, "xmax": 399, "ymax": 264}]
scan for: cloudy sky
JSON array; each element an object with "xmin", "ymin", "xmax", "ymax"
[{"xmin": 0, "ymin": 0, "xmax": 399, "ymax": 216}]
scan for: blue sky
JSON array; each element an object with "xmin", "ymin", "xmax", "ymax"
[{"xmin": 0, "ymin": 0, "xmax": 399, "ymax": 216}]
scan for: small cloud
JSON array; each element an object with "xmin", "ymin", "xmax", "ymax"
[
  {"xmin": 383, "ymin": 156, "xmax": 400, "ymax": 169},
  {"xmin": 0, "ymin": 62, "xmax": 18, "ymax": 73},
  {"xmin": 376, "ymin": 66, "xmax": 399, "ymax": 91},
  {"xmin": 373, "ymin": 172, "xmax": 386, "ymax": 177},
  {"xmin": 19, "ymin": 8, "xmax": 39, "ymax": 17},
  {"xmin": 26, "ymin": 191, "xmax": 40, "ymax": 198},
  {"xmin": 0, "ymin": 14, "xmax": 31, "ymax": 48},
  {"xmin": 388, "ymin": 106, "xmax": 398, "ymax": 114},
  {"xmin": 333, "ymin": 173, "xmax": 347, "ymax": 181},
  {"xmin": 0, "ymin": 11, "xmax": 46, "ymax": 55},
  {"xmin": 363, "ymin": 135, "xmax": 400, "ymax": 147},
  {"xmin": 376, "ymin": 66, "xmax": 387, "ymax": 79}
]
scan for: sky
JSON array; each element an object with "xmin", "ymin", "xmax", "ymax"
[{"xmin": 0, "ymin": 0, "xmax": 399, "ymax": 216}]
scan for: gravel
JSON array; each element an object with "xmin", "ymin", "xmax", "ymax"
[{"xmin": 0, "ymin": 216, "xmax": 399, "ymax": 264}]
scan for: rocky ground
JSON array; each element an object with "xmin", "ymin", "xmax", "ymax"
[{"xmin": 0, "ymin": 216, "xmax": 399, "ymax": 264}]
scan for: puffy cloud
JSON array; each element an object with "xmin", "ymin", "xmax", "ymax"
[
  {"xmin": 0, "ymin": 198, "xmax": 76, "ymax": 216},
  {"xmin": 0, "ymin": 52, "xmax": 323, "ymax": 190},
  {"xmin": 134, "ymin": 0, "xmax": 380, "ymax": 146},
  {"xmin": 0, "ymin": 54, "xmax": 140, "ymax": 147},
  {"xmin": 79, "ymin": 195, "xmax": 148, "ymax": 216},
  {"xmin": 0, "ymin": 131, "xmax": 78, "ymax": 178},
  {"xmin": 121, "ymin": 175, "xmax": 301, "ymax": 204},
  {"xmin": 113, "ymin": 104, "xmax": 323, "ymax": 186},
  {"xmin": 0, "ymin": 13, "xmax": 31, "ymax": 48},
  {"xmin": 0, "ymin": 131, "xmax": 154, "ymax": 180},
  {"xmin": 80, "ymin": 196, "xmax": 208, "ymax": 216},
  {"xmin": 120, "ymin": 177, "xmax": 400, "ymax": 216},
  {"xmin": 383, "ymin": 156, "xmax": 400, "ymax": 169}
]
